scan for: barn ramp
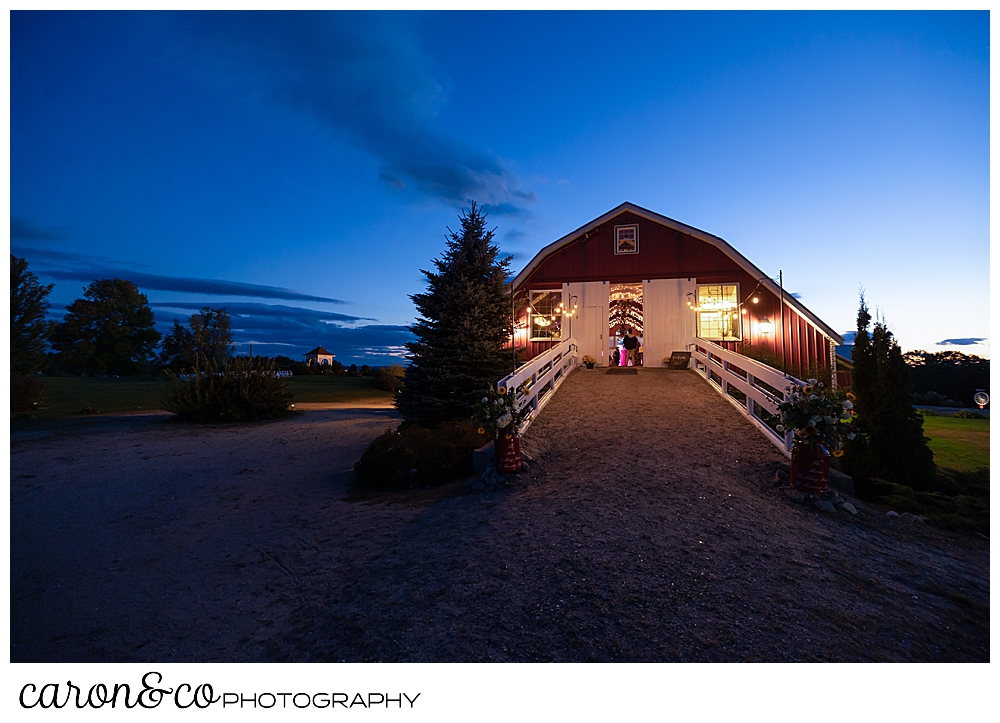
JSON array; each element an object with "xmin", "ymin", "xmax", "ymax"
[{"xmin": 498, "ymin": 337, "xmax": 801, "ymax": 457}]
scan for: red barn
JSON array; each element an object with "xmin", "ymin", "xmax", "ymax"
[{"xmin": 510, "ymin": 202, "xmax": 842, "ymax": 379}]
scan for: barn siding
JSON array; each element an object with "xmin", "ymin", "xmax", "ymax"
[{"xmin": 512, "ymin": 209, "xmax": 837, "ymax": 377}]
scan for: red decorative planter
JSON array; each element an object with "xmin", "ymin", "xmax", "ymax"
[
  {"xmin": 495, "ymin": 435, "xmax": 522, "ymax": 474},
  {"xmin": 790, "ymin": 443, "xmax": 830, "ymax": 494}
]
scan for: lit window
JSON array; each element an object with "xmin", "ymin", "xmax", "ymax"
[
  {"xmin": 529, "ymin": 290, "xmax": 563, "ymax": 341},
  {"xmin": 697, "ymin": 284, "xmax": 741, "ymax": 341}
]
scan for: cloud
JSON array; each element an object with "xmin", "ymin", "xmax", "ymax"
[
  {"xmin": 10, "ymin": 217, "xmax": 71, "ymax": 241},
  {"xmin": 937, "ymin": 338, "xmax": 987, "ymax": 346},
  {"xmin": 152, "ymin": 301, "xmax": 369, "ymax": 325},
  {"xmin": 146, "ymin": 301, "xmax": 411, "ymax": 363},
  {"xmin": 11, "ymin": 245, "xmax": 151, "ymax": 269},
  {"xmin": 182, "ymin": 12, "xmax": 537, "ymax": 213},
  {"xmin": 38, "ymin": 268, "xmax": 345, "ymax": 303}
]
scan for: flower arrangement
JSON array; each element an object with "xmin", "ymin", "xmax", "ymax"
[
  {"xmin": 777, "ymin": 379, "xmax": 856, "ymax": 457},
  {"xmin": 472, "ymin": 382, "xmax": 533, "ymax": 439},
  {"xmin": 581, "ymin": 355, "xmax": 596, "ymax": 365}
]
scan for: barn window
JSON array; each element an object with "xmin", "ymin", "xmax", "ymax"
[
  {"xmin": 696, "ymin": 284, "xmax": 741, "ymax": 341},
  {"xmin": 614, "ymin": 224, "xmax": 639, "ymax": 254},
  {"xmin": 529, "ymin": 290, "xmax": 563, "ymax": 341}
]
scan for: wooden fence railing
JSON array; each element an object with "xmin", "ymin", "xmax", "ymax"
[
  {"xmin": 689, "ymin": 340, "xmax": 803, "ymax": 457},
  {"xmin": 497, "ymin": 337, "xmax": 578, "ymax": 436}
]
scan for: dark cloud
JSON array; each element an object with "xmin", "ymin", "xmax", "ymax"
[
  {"xmin": 504, "ymin": 228, "xmax": 529, "ymax": 241},
  {"xmin": 378, "ymin": 173, "xmax": 406, "ymax": 190},
  {"xmin": 937, "ymin": 338, "xmax": 987, "ymax": 346},
  {"xmin": 10, "ymin": 217, "xmax": 71, "ymax": 241},
  {"xmin": 153, "ymin": 301, "xmax": 369, "ymax": 322},
  {"xmin": 789, "ymin": 292, "xmax": 803, "ymax": 299},
  {"xmin": 38, "ymin": 268, "xmax": 345, "ymax": 303},
  {"xmin": 147, "ymin": 301, "xmax": 410, "ymax": 364},
  {"xmin": 183, "ymin": 12, "xmax": 537, "ymax": 213},
  {"xmin": 11, "ymin": 245, "xmax": 150, "ymax": 269}
]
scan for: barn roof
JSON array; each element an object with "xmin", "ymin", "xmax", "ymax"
[
  {"xmin": 511, "ymin": 202, "xmax": 842, "ymax": 344},
  {"xmin": 305, "ymin": 346, "xmax": 333, "ymax": 356}
]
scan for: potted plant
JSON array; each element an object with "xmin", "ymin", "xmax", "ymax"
[
  {"xmin": 472, "ymin": 382, "xmax": 534, "ymax": 473},
  {"xmin": 777, "ymin": 379, "xmax": 856, "ymax": 494},
  {"xmin": 581, "ymin": 354, "xmax": 596, "ymax": 369}
]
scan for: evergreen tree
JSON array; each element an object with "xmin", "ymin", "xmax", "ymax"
[
  {"xmin": 10, "ymin": 255, "xmax": 54, "ymax": 374},
  {"xmin": 844, "ymin": 293, "xmax": 936, "ymax": 492},
  {"xmin": 51, "ymin": 278, "xmax": 161, "ymax": 376},
  {"xmin": 397, "ymin": 202, "xmax": 512, "ymax": 426}
]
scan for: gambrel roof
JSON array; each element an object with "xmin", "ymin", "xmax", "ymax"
[{"xmin": 511, "ymin": 202, "xmax": 842, "ymax": 344}]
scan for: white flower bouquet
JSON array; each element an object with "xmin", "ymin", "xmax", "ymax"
[
  {"xmin": 777, "ymin": 379, "xmax": 857, "ymax": 457},
  {"xmin": 472, "ymin": 382, "xmax": 533, "ymax": 440}
]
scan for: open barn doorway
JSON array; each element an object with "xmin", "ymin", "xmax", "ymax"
[{"xmin": 609, "ymin": 282, "xmax": 643, "ymax": 366}]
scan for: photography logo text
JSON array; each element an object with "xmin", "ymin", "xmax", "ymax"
[{"xmin": 20, "ymin": 672, "xmax": 421, "ymax": 711}]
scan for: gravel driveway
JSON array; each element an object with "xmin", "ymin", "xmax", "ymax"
[{"xmin": 10, "ymin": 369, "xmax": 989, "ymax": 662}]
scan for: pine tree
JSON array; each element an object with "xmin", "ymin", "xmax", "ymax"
[
  {"xmin": 844, "ymin": 293, "xmax": 936, "ymax": 492},
  {"xmin": 396, "ymin": 202, "xmax": 512, "ymax": 426},
  {"xmin": 10, "ymin": 255, "xmax": 54, "ymax": 374}
]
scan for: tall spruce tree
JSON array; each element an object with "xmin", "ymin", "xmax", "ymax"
[
  {"xmin": 11, "ymin": 255, "xmax": 54, "ymax": 374},
  {"xmin": 844, "ymin": 293, "xmax": 936, "ymax": 492},
  {"xmin": 396, "ymin": 203, "xmax": 512, "ymax": 426}
]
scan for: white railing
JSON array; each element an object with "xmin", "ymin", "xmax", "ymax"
[
  {"xmin": 689, "ymin": 340, "xmax": 803, "ymax": 457},
  {"xmin": 498, "ymin": 337, "xmax": 579, "ymax": 436}
]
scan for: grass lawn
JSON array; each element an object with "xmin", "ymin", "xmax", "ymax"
[
  {"xmin": 28, "ymin": 377, "xmax": 170, "ymax": 418},
  {"xmin": 286, "ymin": 376, "xmax": 393, "ymax": 405},
  {"xmin": 921, "ymin": 415, "xmax": 989, "ymax": 473},
  {"xmin": 18, "ymin": 375, "xmax": 393, "ymax": 419}
]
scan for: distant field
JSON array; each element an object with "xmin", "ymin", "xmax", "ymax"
[
  {"xmin": 921, "ymin": 416, "xmax": 989, "ymax": 473},
  {"xmin": 286, "ymin": 376, "xmax": 393, "ymax": 405},
  {"xmin": 18, "ymin": 375, "xmax": 393, "ymax": 419}
]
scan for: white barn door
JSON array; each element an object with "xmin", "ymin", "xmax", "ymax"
[
  {"xmin": 564, "ymin": 281, "xmax": 609, "ymax": 365},
  {"xmin": 642, "ymin": 278, "xmax": 697, "ymax": 367}
]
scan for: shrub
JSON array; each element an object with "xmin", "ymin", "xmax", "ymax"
[
  {"xmin": 915, "ymin": 408, "xmax": 938, "ymax": 417},
  {"xmin": 353, "ymin": 420, "xmax": 483, "ymax": 489},
  {"xmin": 952, "ymin": 410, "xmax": 986, "ymax": 419},
  {"xmin": 371, "ymin": 365, "xmax": 405, "ymax": 392},
  {"xmin": 11, "ymin": 374, "xmax": 47, "ymax": 414},
  {"xmin": 163, "ymin": 354, "xmax": 292, "ymax": 423},
  {"xmin": 861, "ymin": 474, "xmax": 988, "ymax": 534}
]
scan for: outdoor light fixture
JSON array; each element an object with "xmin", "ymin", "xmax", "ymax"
[
  {"xmin": 752, "ymin": 297, "xmax": 759, "ymax": 304},
  {"xmin": 759, "ymin": 318, "xmax": 773, "ymax": 334},
  {"xmin": 556, "ymin": 299, "xmax": 579, "ymax": 318}
]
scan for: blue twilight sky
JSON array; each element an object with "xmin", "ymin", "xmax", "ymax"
[{"xmin": 10, "ymin": 10, "xmax": 989, "ymax": 364}]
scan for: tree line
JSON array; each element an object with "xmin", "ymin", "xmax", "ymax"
[{"xmin": 12, "ymin": 255, "xmax": 236, "ymax": 378}]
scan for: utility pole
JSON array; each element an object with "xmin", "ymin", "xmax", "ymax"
[
  {"xmin": 511, "ymin": 285, "xmax": 516, "ymax": 374},
  {"xmin": 779, "ymin": 270, "xmax": 786, "ymax": 377}
]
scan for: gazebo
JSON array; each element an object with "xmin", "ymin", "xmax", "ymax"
[{"xmin": 304, "ymin": 346, "xmax": 335, "ymax": 367}]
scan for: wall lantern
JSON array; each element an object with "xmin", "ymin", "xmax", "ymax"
[{"xmin": 759, "ymin": 318, "xmax": 773, "ymax": 334}]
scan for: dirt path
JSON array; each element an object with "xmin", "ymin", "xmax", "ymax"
[{"xmin": 10, "ymin": 370, "xmax": 989, "ymax": 662}]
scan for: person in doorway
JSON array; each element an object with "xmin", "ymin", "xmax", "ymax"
[{"xmin": 623, "ymin": 328, "xmax": 639, "ymax": 366}]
